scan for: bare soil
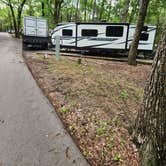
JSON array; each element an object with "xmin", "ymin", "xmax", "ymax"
[{"xmin": 23, "ymin": 52, "xmax": 151, "ymax": 166}]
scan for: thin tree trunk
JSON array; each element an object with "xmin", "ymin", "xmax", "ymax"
[
  {"xmin": 84, "ymin": 0, "xmax": 87, "ymax": 21},
  {"xmin": 92, "ymin": 0, "xmax": 96, "ymax": 21},
  {"xmin": 107, "ymin": 1, "xmax": 112, "ymax": 22},
  {"xmin": 99, "ymin": 0, "xmax": 105, "ymax": 21},
  {"xmin": 6, "ymin": 0, "xmax": 27, "ymax": 38},
  {"xmin": 69, "ymin": 4, "xmax": 73, "ymax": 22},
  {"xmin": 9, "ymin": 4, "xmax": 18, "ymax": 37},
  {"xmin": 75, "ymin": 0, "xmax": 79, "ymax": 22},
  {"xmin": 128, "ymin": 0, "xmax": 150, "ymax": 65},
  {"xmin": 54, "ymin": 0, "xmax": 63, "ymax": 25},
  {"xmin": 17, "ymin": 0, "xmax": 26, "ymax": 38},
  {"xmin": 134, "ymin": 25, "xmax": 166, "ymax": 166},
  {"xmin": 41, "ymin": 2, "xmax": 45, "ymax": 17},
  {"xmin": 46, "ymin": 0, "xmax": 54, "ymax": 17},
  {"xmin": 8, "ymin": 10, "xmax": 13, "ymax": 31},
  {"xmin": 121, "ymin": 0, "xmax": 130, "ymax": 22},
  {"xmin": 17, "ymin": 7, "xmax": 22, "ymax": 37}
]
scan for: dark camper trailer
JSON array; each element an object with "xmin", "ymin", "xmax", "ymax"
[{"xmin": 51, "ymin": 22, "xmax": 156, "ymax": 56}]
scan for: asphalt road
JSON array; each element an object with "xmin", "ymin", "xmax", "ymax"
[{"xmin": 0, "ymin": 33, "xmax": 89, "ymax": 166}]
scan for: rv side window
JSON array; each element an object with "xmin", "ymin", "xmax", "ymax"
[
  {"xmin": 81, "ymin": 29, "xmax": 98, "ymax": 37},
  {"xmin": 62, "ymin": 29, "xmax": 73, "ymax": 36},
  {"xmin": 106, "ymin": 26, "xmax": 124, "ymax": 37},
  {"xmin": 140, "ymin": 33, "xmax": 149, "ymax": 41}
]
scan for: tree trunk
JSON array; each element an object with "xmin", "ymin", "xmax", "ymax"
[
  {"xmin": 128, "ymin": 0, "xmax": 150, "ymax": 65},
  {"xmin": 41, "ymin": 2, "xmax": 45, "ymax": 17},
  {"xmin": 92, "ymin": 0, "xmax": 96, "ymax": 21},
  {"xmin": 6, "ymin": 0, "xmax": 26, "ymax": 38},
  {"xmin": 99, "ymin": 0, "xmax": 105, "ymax": 21},
  {"xmin": 17, "ymin": 0, "xmax": 27, "ymax": 38},
  {"xmin": 8, "ymin": 10, "xmax": 13, "ymax": 32},
  {"xmin": 75, "ymin": 0, "xmax": 79, "ymax": 22},
  {"xmin": 17, "ymin": 7, "xmax": 22, "ymax": 38},
  {"xmin": 84, "ymin": 0, "xmax": 87, "ymax": 21},
  {"xmin": 54, "ymin": 0, "xmax": 63, "ymax": 25},
  {"xmin": 107, "ymin": 2, "xmax": 112, "ymax": 22},
  {"xmin": 134, "ymin": 25, "xmax": 166, "ymax": 166},
  {"xmin": 121, "ymin": 0, "xmax": 130, "ymax": 22},
  {"xmin": 9, "ymin": 4, "xmax": 18, "ymax": 38}
]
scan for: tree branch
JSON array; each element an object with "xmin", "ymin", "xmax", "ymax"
[{"xmin": 0, "ymin": 0, "xmax": 10, "ymax": 6}]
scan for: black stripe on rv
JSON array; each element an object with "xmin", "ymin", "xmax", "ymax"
[
  {"xmin": 77, "ymin": 41, "xmax": 125, "ymax": 48},
  {"xmin": 139, "ymin": 43, "xmax": 151, "ymax": 45},
  {"xmin": 69, "ymin": 37, "xmax": 119, "ymax": 44},
  {"xmin": 118, "ymin": 39, "xmax": 151, "ymax": 45},
  {"xmin": 78, "ymin": 42, "xmax": 151, "ymax": 49},
  {"xmin": 51, "ymin": 25, "xmax": 75, "ymax": 36},
  {"xmin": 147, "ymin": 28, "xmax": 157, "ymax": 32},
  {"xmin": 129, "ymin": 26, "xmax": 156, "ymax": 31}
]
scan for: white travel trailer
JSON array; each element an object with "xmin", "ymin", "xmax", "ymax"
[{"xmin": 51, "ymin": 22, "xmax": 156, "ymax": 55}]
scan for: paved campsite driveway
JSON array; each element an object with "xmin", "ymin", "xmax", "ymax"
[{"xmin": 0, "ymin": 33, "xmax": 89, "ymax": 166}]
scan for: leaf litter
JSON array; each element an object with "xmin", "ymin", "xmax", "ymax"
[{"xmin": 24, "ymin": 52, "xmax": 151, "ymax": 166}]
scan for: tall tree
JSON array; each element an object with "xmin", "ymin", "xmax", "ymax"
[
  {"xmin": 106, "ymin": 2, "xmax": 112, "ymax": 22},
  {"xmin": 41, "ymin": 1, "xmax": 45, "ymax": 16},
  {"xmin": 75, "ymin": 0, "xmax": 79, "ymax": 22},
  {"xmin": 121, "ymin": 0, "xmax": 130, "ymax": 22},
  {"xmin": 0, "ymin": 0, "xmax": 27, "ymax": 38},
  {"xmin": 98, "ymin": 0, "xmax": 107, "ymax": 21},
  {"xmin": 92, "ymin": 0, "xmax": 97, "ymax": 21},
  {"xmin": 83, "ymin": 0, "xmax": 87, "ymax": 21},
  {"xmin": 128, "ymin": 0, "xmax": 150, "ymax": 65},
  {"xmin": 133, "ymin": 25, "xmax": 166, "ymax": 166},
  {"xmin": 54, "ymin": 0, "xmax": 63, "ymax": 25}
]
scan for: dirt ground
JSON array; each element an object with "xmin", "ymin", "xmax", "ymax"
[{"xmin": 23, "ymin": 51, "xmax": 151, "ymax": 166}]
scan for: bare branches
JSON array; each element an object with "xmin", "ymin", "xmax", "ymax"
[{"xmin": 20, "ymin": 0, "xmax": 27, "ymax": 7}]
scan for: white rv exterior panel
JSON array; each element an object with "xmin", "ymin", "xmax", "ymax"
[
  {"xmin": 127, "ymin": 25, "xmax": 156, "ymax": 51},
  {"xmin": 25, "ymin": 27, "xmax": 36, "ymax": 36},
  {"xmin": 51, "ymin": 23, "xmax": 76, "ymax": 46},
  {"xmin": 51, "ymin": 22, "xmax": 156, "ymax": 52},
  {"xmin": 76, "ymin": 24, "xmax": 128, "ymax": 49},
  {"xmin": 24, "ymin": 16, "xmax": 37, "ymax": 36},
  {"xmin": 24, "ymin": 16, "xmax": 48, "ymax": 37},
  {"xmin": 37, "ymin": 18, "xmax": 48, "ymax": 37},
  {"xmin": 24, "ymin": 16, "xmax": 36, "ymax": 27}
]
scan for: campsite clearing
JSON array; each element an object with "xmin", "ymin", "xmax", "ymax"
[{"xmin": 24, "ymin": 51, "xmax": 151, "ymax": 166}]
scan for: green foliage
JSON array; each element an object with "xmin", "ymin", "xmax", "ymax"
[
  {"xmin": 101, "ymin": 147, "xmax": 106, "ymax": 159},
  {"xmin": 96, "ymin": 126, "xmax": 106, "ymax": 136},
  {"xmin": 108, "ymin": 141, "xmax": 114, "ymax": 149},
  {"xmin": 112, "ymin": 116, "xmax": 120, "ymax": 126},
  {"xmin": 119, "ymin": 90, "xmax": 129, "ymax": 99},
  {"xmin": 0, "ymin": 0, "xmax": 166, "ymax": 44},
  {"xmin": 60, "ymin": 107, "xmax": 70, "ymax": 113},
  {"xmin": 114, "ymin": 153, "xmax": 122, "ymax": 162},
  {"xmin": 95, "ymin": 121, "xmax": 108, "ymax": 137},
  {"xmin": 69, "ymin": 122, "xmax": 76, "ymax": 135}
]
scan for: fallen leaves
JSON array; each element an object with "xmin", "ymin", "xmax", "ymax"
[{"xmin": 24, "ymin": 52, "xmax": 151, "ymax": 166}]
